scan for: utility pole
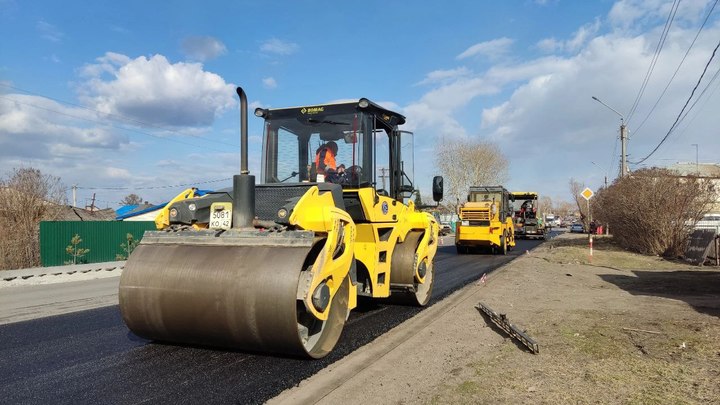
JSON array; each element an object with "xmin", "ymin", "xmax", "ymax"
[
  {"xmin": 692, "ymin": 143, "xmax": 699, "ymax": 174},
  {"xmin": 620, "ymin": 120, "xmax": 627, "ymax": 178},
  {"xmin": 592, "ymin": 96, "xmax": 627, "ymax": 178},
  {"xmin": 379, "ymin": 167, "xmax": 388, "ymax": 191},
  {"xmin": 72, "ymin": 184, "xmax": 77, "ymax": 207}
]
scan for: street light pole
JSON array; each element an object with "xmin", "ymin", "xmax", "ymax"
[
  {"xmin": 592, "ymin": 96, "xmax": 627, "ymax": 178},
  {"xmin": 691, "ymin": 143, "xmax": 699, "ymax": 174}
]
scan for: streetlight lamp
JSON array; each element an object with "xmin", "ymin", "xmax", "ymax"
[
  {"xmin": 691, "ymin": 143, "xmax": 699, "ymax": 174},
  {"xmin": 592, "ymin": 96, "xmax": 628, "ymax": 178}
]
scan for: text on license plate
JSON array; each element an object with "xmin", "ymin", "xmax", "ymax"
[{"xmin": 209, "ymin": 202, "xmax": 233, "ymax": 230}]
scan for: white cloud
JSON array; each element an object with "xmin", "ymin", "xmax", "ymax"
[
  {"xmin": 102, "ymin": 167, "xmax": 132, "ymax": 179},
  {"xmin": 78, "ymin": 52, "xmax": 236, "ymax": 127},
  {"xmin": 36, "ymin": 19, "xmax": 63, "ymax": 42},
  {"xmin": 260, "ymin": 38, "xmax": 300, "ymax": 55},
  {"xmin": 567, "ymin": 19, "xmax": 601, "ymax": 52},
  {"xmin": 417, "ymin": 67, "xmax": 471, "ymax": 85},
  {"xmin": 536, "ymin": 38, "xmax": 562, "ymax": 53},
  {"xmin": 537, "ymin": 19, "xmax": 600, "ymax": 53},
  {"xmin": 181, "ymin": 36, "xmax": 227, "ymax": 61},
  {"xmin": 0, "ymin": 94, "xmax": 129, "ymax": 162},
  {"xmin": 262, "ymin": 77, "xmax": 277, "ymax": 89},
  {"xmin": 609, "ymin": 0, "xmax": 712, "ymax": 30},
  {"xmin": 407, "ymin": 8, "xmax": 720, "ymax": 202},
  {"xmin": 457, "ymin": 37, "xmax": 514, "ymax": 60}
]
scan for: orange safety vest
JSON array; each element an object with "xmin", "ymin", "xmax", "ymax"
[{"xmin": 315, "ymin": 146, "xmax": 336, "ymax": 174}]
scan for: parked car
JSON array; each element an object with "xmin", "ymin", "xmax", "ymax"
[
  {"xmin": 439, "ymin": 224, "xmax": 453, "ymax": 236},
  {"xmin": 570, "ymin": 223, "xmax": 585, "ymax": 233}
]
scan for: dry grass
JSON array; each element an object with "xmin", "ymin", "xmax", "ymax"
[
  {"xmin": 540, "ymin": 235, "xmax": 697, "ymax": 271},
  {"xmin": 425, "ymin": 235, "xmax": 720, "ymax": 405}
]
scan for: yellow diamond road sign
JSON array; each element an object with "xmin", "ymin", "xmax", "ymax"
[{"xmin": 581, "ymin": 187, "xmax": 594, "ymax": 200}]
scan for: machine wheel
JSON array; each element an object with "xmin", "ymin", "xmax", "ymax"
[
  {"xmin": 456, "ymin": 245, "xmax": 466, "ymax": 254},
  {"xmin": 296, "ymin": 272, "xmax": 350, "ymax": 358},
  {"xmin": 498, "ymin": 234, "xmax": 507, "ymax": 255},
  {"xmin": 390, "ymin": 231, "xmax": 435, "ymax": 306}
]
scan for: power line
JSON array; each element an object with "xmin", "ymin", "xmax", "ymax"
[
  {"xmin": 607, "ymin": 134, "xmax": 619, "ymax": 180},
  {"xmin": 634, "ymin": 37, "xmax": 720, "ymax": 165},
  {"xmin": 76, "ymin": 177, "xmax": 232, "ymax": 191},
  {"xmin": 627, "ymin": 0, "xmax": 680, "ymax": 124},
  {"xmin": 631, "ymin": 0, "xmax": 719, "ymax": 136},
  {"xmin": 654, "ymin": 64, "xmax": 720, "ymax": 157},
  {"xmin": 676, "ymin": 64, "xmax": 720, "ymax": 126}
]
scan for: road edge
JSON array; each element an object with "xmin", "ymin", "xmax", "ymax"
[{"xmin": 268, "ymin": 247, "xmax": 537, "ymax": 404}]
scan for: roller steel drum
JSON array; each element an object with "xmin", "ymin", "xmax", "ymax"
[{"xmin": 119, "ymin": 233, "xmax": 349, "ymax": 358}]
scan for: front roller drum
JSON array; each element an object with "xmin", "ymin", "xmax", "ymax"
[{"xmin": 119, "ymin": 243, "xmax": 349, "ymax": 358}]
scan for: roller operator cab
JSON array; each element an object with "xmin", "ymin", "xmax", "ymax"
[
  {"xmin": 119, "ymin": 89, "xmax": 444, "ymax": 359},
  {"xmin": 455, "ymin": 186, "xmax": 516, "ymax": 255}
]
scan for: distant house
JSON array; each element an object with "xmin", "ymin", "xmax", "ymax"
[
  {"xmin": 668, "ymin": 162, "xmax": 720, "ymax": 213},
  {"xmin": 55, "ymin": 205, "xmax": 117, "ymax": 221}
]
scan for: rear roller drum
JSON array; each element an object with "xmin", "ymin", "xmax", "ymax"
[{"xmin": 389, "ymin": 231, "xmax": 435, "ymax": 306}]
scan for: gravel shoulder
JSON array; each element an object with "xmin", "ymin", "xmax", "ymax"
[
  {"xmin": 271, "ymin": 233, "xmax": 720, "ymax": 404},
  {"xmin": 0, "ymin": 262, "xmax": 123, "ymax": 324}
]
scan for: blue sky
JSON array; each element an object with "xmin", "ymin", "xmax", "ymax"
[{"xmin": 1, "ymin": 0, "xmax": 719, "ymax": 209}]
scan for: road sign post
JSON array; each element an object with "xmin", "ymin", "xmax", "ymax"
[{"xmin": 582, "ymin": 187, "xmax": 594, "ymax": 258}]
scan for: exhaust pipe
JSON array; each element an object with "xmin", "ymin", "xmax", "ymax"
[{"xmin": 233, "ymin": 87, "xmax": 255, "ymax": 229}]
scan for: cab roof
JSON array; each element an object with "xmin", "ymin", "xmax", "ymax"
[{"xmin": 261, "ymin": 98, "xmax": 406, "ymax": 128}]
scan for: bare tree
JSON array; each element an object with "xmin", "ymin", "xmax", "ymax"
[
  {"xmin": 0, "ymin": 167, "xmax": 67, "ymax": 270},
  {"xmin": 120, "ymin": 193, "xmax": 143, "ymax": 206},
  {"xmin": 593, "ymin": 168, "xmax": 715, "ymax": 256},
  {"xmin": 539, "ymin": 196, "xmax": 554, "ymax": 214},
  {"xmin": 555, "ymin": 200, "xmax": 576, "ymax": 217},
  {"xmin": 568, "ymin": 178, "xmax": 589, "ymax": 228},
  {"xmin": 434, "ymin": 137, "xmax": 509, "ymax": 211}
]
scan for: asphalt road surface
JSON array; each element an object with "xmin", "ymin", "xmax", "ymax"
[{"xmin": 0, "ymin": 237, "xmax": 544, "ymax": 405}]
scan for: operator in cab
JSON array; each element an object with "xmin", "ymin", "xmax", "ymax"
[{"xmin": 314, "ymin": 141, "xmax": 338, "ymax": 182}]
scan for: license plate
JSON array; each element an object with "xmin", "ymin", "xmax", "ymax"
[{"xmin": 209, "ymin": 202, "xmax": 232, "ymax": 230}]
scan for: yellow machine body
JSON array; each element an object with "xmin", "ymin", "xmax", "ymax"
[
  {"xmin": 120, "ymin": 92, "xmax": 442, "ymax": 359},
  {"xmin": 455, "ymin": 186, "xmax": 515, "ymax": 255}
]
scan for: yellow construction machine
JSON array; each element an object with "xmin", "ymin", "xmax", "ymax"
[
  {"xmin": 511, "ymin": 191, "xmax": 546, "ymax": 239},
  {"xmin": 455, "ymin": 186, "xmax": 515, "ymax": 254},
  {"xmin": 119, "ymin": 88, "xmax": 443, "ymax": 359}
]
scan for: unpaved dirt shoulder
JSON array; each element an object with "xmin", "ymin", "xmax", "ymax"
[{"xmin": 270, "ymin": 234, "xmax": 720, "ymax": 405}]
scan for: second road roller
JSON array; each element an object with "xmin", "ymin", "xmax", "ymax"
[{"xmin": 119, "ymin": 87, "xmax": 444, "ymax": 358}]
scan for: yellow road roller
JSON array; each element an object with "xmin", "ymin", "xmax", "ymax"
[{"xmin": 119, "ymin": 88, "xmax": 443, "ymax": 358}]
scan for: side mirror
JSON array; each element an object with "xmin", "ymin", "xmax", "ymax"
[
  {"xmin": 432, "ymin": 176, "xmax": 443, "ymax": 202},
  {"xmin": 400, "ymin": 185, "xmax": 414, "ymax": 198}
]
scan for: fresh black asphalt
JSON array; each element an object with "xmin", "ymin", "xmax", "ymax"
[{"xmin": 0, "ymin": 238, "xmax": 543, "ymax": 405}]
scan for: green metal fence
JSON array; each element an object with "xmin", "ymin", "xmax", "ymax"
[{"xmin": 40, "ymin": 221, "xmax": 156, "ymax": 266}]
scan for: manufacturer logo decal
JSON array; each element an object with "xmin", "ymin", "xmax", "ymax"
[
  {"xmin": 382, "ymin": 201, "xmax": 389, "ymax": 215},
  {"xmin": 300, "ymin": 106, "xmax": 324, "ymax": 115}
]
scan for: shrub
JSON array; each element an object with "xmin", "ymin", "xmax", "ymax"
[{"xmin": 593, "ymin": 168, "xmax": 715, "ymax": 257}]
